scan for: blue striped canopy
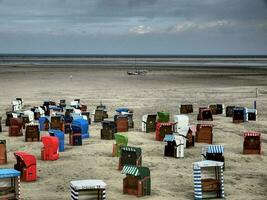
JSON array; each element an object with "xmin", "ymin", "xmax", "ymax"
[{"xmin": 207, "ymin": 145, "xmax": 224, "ymax": 154}]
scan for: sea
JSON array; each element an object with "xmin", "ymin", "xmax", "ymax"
[{"xmin": 0, "ymin": 54, "xmax": 267, "ymax": 68}]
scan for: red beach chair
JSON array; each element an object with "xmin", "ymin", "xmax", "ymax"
[{"xmin": 41, "ymin": 136, "xmax": 59, "ymax": 161}]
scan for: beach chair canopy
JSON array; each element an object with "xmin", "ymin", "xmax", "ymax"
[
  {"xmin": 198, "ymin": 124, "xmax": 213, "ymax": 129},
  {"xmin": 49, "ymin": 129, "xmax": 65, "ymax": 139},
  {"xmin": 70, "ymin": 179, "xmax": 107, "ymax": 190},
  {"xmin": 115, "ymin": 133, "xmax": 128, "ymax": 145},
  {"xmin": 72, "ymin": 118, "xmax": 89, "ymax": 138},
  {"xmin": 97, "ymin": 104, "xmax": 107, "ymax": 111},
  {"xmin": 244, "ymin": 131, "xmax": 261, "ymax": 138},
  {"xmin": 158, "ymin": 122, "xmax": 175, "ymax": 128},
  {"xmin": 41, "ymin": 136, "xmax": 59, "ymax": 150},
  {"xmin": 0, "ymin": 169, "xmax": 20, "ymax": 179},
  {"xmin": 163, "ymin": 134, "xmax": 176, "ymax": 142},
  {"xmin": 116, "ymin": 108, "xmax": 130, "ymax": 113},
  {"xmin": 121, "ymin": 146, "xmax": 142, "ymax": 157},
  {"xmin": 70, "ymin": 113, "xmax": 83, "ymax": 120},
  {"xmin": 203, "ymin": 145, "xmax": 224, "ymax": 154},
  {"xmin": 14, "ymin": 151, "xmax": 36, "ymax": 168},
  {"xmin": 121, "ymin": 165, "xmax": 150, "ymax": 179},
  {"xmin": 157, "ymin": 112, "xmax": 170, "ymax": 122},
  {"xmin": 193, "ymin": 160, "xmax": 224, "ymax": 169}
]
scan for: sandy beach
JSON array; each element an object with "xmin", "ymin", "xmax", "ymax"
[{"xmin": 0, "ymin": 66, "xmax": 266, "ymax": 200}]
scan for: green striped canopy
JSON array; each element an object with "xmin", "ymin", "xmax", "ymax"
[{"xmin": 121, "ymin": 165, "xmax": 150, "ymax": 179}]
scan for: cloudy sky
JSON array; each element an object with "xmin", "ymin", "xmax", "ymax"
[{"xmin": 0, "ymin": 0, "xmax": 266, "ymax": 54}]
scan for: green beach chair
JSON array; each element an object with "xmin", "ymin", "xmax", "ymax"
[{"xmin": 112, "ymin": 133, "xmax": 128, "ymax": 157}]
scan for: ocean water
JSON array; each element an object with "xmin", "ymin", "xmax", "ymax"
[{"xmin": 0, "ymin": 54, "xmax": 266, "ymax": 68}]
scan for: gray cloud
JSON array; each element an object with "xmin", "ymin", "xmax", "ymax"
[{"xmin": 0, "ymin": 0, "xmax": 266, "ymax": 54}]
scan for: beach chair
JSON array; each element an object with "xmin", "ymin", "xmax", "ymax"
[
  {"xmin": 196, "ymin": 124, "xmax": 213, "ymax": 144},
  {"xmin": 72, "ymin": 118, "xmax": 89, "ymax": 139},
  {"xmin": 5, "ymin": 111, "xmax": 14, "ymax": 126},
  {"xmin": 41, "ymin": 136, "xmax": 59, "ymax": 161},
  {"xmin": 23, "ymin": 110, "xmax": 34, "ymax": 123},
  {"xmin": 14, "ymin": 151, "xmax": 37, "ymax": 182},
  {"xmin": 163, "ymin": 134, "xmax": 185, "ymax": 158},
  {"xmin": 9, "ymin": 118, "xmax": 23, "ymax": 137},
  {"xmin": 233, "ymin": 107, "xmax": 245, "ymax": 123},
  {"xmin": 0, "ymin": 140, "xmax": 7, "ymax": 165},
  {"xmin": 173, "ymin": 114, "xmax": 189, "ymax": 133},
  {"xmin": 101, "ymin": 120, "xmax": 117, "ymax": 140},
  {"xmin": 25, "ymin": 123, "xmax": 40, "ymax": 142},
  {"xmin": 202, "ymin": 145, "xmax": 225, "ymax": 170},
  {"xmin": 114, "ymin": 115, "xmax": 129, "ymax": 132},
  {"xmin": 0, "ymin": 169, "xmax": 21, "ymax": 200},
  {"xmin": 155, "ymin": 122, "xmax": 174, "ymax": 141},
  {"xmin": 141, "ymin": 114, "xmax": 157, "ymax": 133},
  {"xmin": 70, "ymin": 179, "xmax": 106, "ymax": 200},
  {"xmin": 70, "ymin": 100, "xmax": 81, "ymax": 109},
  {"xmin": 197, "ymin": 107, "xmax": 213, "ymax": 121},
  {"xmin": 39, "ymin": 116, "xmax": 50, "ymax": 131},
  {"xmin": 118, "ymin": 146, "xmax": 142, "ymax": 170},
  {"xmin": 209, "ymin": 104, "xmax": 224, "ymax": 115},
  {"xmin": 59, "ymin": 99, "xmax": 66, "ymax": 108},
  {"xmin": 225, "ymin": 106, "xmax": 235, "ymax": 117},
  {"xmin": 121, "ymin": 165, "xmax": 151, "ymax": 197},
  {"xmin": 50, "ymin": 115, "xmax": 63, "ymax": 130},
  {"xmin": 81, "ymin": 111, "xmax": 91, "ymax": 125},
  {"xmin": 69, "ymin": 125, "xmax": 82, "ymax": 146},
  {"xmin": 11, "ymin": 98, "xmax": 23, "ymax": 111},
  {"xmin": 49, "ymin": 129, "xmax": 65, "ymax": 152},
  {"xmin": 193, "ymin": 160, "xmax": 224, "ymax": 199},
  {"xmin": 112, "ymin": 133, "xmax": 128, "ymax": 157},
  {"xmin": 180, "ymin": 104, "xmax": 193, "ymax": 114},
  {"xmin": 186, "ymin": 125, "xmax": 196, "ymax": 148},
  {"xmin": 21, "ymin": 115, "xmax": 30, "ymax": 129},
  {"xmin": 245, "ymin": 108, "xmax": 257, "ymax": 121},
  {"xmin": 243, "ymin": 132, "xmax": 262, "ymax": 154}
]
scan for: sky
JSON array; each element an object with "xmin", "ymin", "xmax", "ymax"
[{"xmin": 0, "ymin": 0, "xmax": 266, "ymax": 55}]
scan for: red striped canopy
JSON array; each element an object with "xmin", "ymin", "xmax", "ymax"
[{"xmin": 244, "ymin": 131, "xmax": 261, "ymax": 138}]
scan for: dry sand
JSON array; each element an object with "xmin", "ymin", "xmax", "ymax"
[{"xmin": 0, "ymin": 66, "xmax": 266, "ymax": 200}]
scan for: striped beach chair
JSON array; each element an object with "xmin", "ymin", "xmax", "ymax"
[
  {"xmin": 70, "ymin": 179, "xmax": 106, "ymax": 200},
  {"xmin": 0, "ymin": 169, "xmax": 21, "ymax": 200},
  {"xmin": 202, "ymin": 145, "xmax": 225, "ymax": 169},
  {"xmin": 193, "ymin": 160, "xmax": 224, "ymax": 199}
]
